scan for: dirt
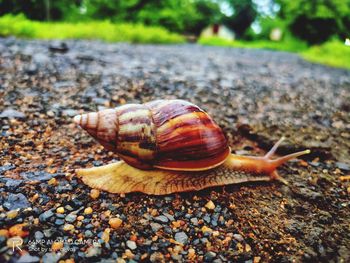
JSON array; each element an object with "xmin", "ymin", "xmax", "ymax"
[{"xmin": 0, "ymin": 38, "xmax": 349, "ymax": 262}]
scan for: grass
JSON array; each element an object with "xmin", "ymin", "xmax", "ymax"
[
  {"xmin": 301, "ymin": 41, "xmax": 350, "ymax": 69},
  {"xmin": 0, "ymin": 14, "xmax": 185, "ymax": 44},
  {"xmin": 0, "ymin": 14, "xmax": 348, "ymax": 69},
  {"xmin": 199, "ymin": 36, "xmax": 350, "ymax": 70},
  {"xmin": 198, "ymin": 36, "xmax": 308, "ymax": 52}
]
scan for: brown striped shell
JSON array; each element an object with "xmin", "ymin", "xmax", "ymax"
[{"xmin": 74, "ymin": 100, "xmax": 230, "ymax": 171}]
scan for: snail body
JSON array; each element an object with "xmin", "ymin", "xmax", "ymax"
[{"xmin": 74, "ymin": 99, "xmax": 310, "ymax": 195}]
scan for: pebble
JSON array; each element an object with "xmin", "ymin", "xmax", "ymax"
[
  {"xmin": 9, "ymin": 223, "xmax": 29, "ymax": 237},
  {"xmin": 55, "ymin": 219, "xmax": 65, "ymax": 226},
  {"xmin": 163, "ymin": 212, "xmax": 175, "ymax": 221},
  {"xmin": 39, "ymin": 210, "xmax": 54, "ymax": 222},
  {"xmin": 5, "ymin": 178, "xmax": 23, "ymax": 191},
  {"xmin": 336, "ymin": 162, "xmax": 350, "ymax": 171},
  {"xmin": 0, "ymin": 108, "xmax": 25, "ymax": 119},
  {"xmin": 21, "ymin": 171, "xmax": 56, "ymax": 182},
  {"xmin": 201, "ymin": 226, "xmax": 213, "ymax": 234},
  {"xmin": 84, "ymin": 207, "xmax": 93, "ymax": 215},
  {"xmin": 102, "ymin": 228, "xmax": 110, "ymax": 243},
  {"xmin": 154, "ymin": 215, "xmax": 169, "ymax": 223},
  {"xmin": 109, "ymin": 218, "xmax": 123, "ymax": 229},
  {"xmin": 32, "ymin": 53, "xmax": 49, "ymax": 65},
  {"xmin": 204, "ymin": 251, "xmax": 217, "ymax": 261},
  {"xmin": 0, "ymin": 164, "xmax": 16, "ymax": 174},
  {"xmin": 188, "ymin": 248, "xmax": 196, "ymax": 259},
  {"xmin": 90, "ymin": 189, "xmax": 100, "ymax": 199},
  {"xmin": 127, "ymin": 240, "xmax": 137, "ymax": 250},
  {"xmin": 62, "ymin": 109, "xmax": 79, "ymax": 117},
  {"xmin": 205, "ymin": 200, "xmax": 216, "ymax": 210},
  {"xmin": 63, "ymin": 223, "xmax": 75, "ymax": 231},
  {"xmin": 190, "ymin": 217, "xmax": 199, "ymax": 226},
  {"xmin": 42, "ymin": 252, "xmax": 62, "ymax": 263},
  {"xmin": 150, "ymin": 252, "xmax": 165, "ymax": 262},
  {"xmin": 65, "ymin": 214, "xmax": 77, "ymax": 223},
  {"xmin": 48, "ymin": 178, "xmax": 57, "ymax": 185},
  {"xmin": 233, "ymin": 234, "xmax": 244, "ymax": 242},
  {"xmin": 34, "ymin": 231, "xmax": 44, "ymax": 240},
  {"xmin": 17, "ymin": 253, "xmax": 40, "ymax": 263},
  {"xmin": 49, "ymin": 41, "xmax": 69, "ymax": 53},
  {"xmin": 51, "ymin": 240, "xmax": 64, "ymax": 252},
  {"xmin": 6, "ymin": 210, "xmax": 19, "ymax": 219},
  {"xmin": 86, "ymin": 246, "xmax": 101, "ymax": 257},
  {"xmin": 3, "ymin": 193, "xmax": 30, "ymax": 210},
  {"xmin": 0, "ymin": 229, "xmax": 9, "ymax": 237},
  {"xmin": 56, "ymin": 207, "xmax": 65, "ymax": 214},
  {"xmin": 175, "ymin": 232, "xmax": 188, "ymax": 245},
  {"xmin": 124, "ymin": 249, "xmax": 135, "ymax": 259},
  {"xmin": 150, "ymin": 223, "xmax": 163, "ymax": 232},
  {"xmin": 85, "ymin": 230, "xmax": 93, "ymax": 238}
]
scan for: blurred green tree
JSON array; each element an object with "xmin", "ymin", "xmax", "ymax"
[
  {"xmin": 0, "ymin": 0, "xmax": 81, "ymax": 21},
  {"xmin": 276, "ymin": 0, "xmax": 350, "ymax": 44},
  {"xmin": 0, "ymin": 0, "xmax": 219, "ymax": 34},
  {"xmin": 222, "ymin": 0, "xmax": 257, "ymax": 38},
  {"xmin": 84, "ymin": 0, "xmax": 221, "ymax": 35}
]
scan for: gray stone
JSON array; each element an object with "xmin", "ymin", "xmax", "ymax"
[
  {"xmin": 62, "ymin": 109, "xmax": 78, "ymax": 117},
  {"xmin": 21, "ymin": 171, "xmax": 56, "ymax": 182},
  {"xmin": 150, "ymin": 223, "xmax": 163, "ymax": 232},
  {"xmin": 17, "ymin": 253, "xmax": 40, "ymax": 263},
  {"xmin": 0, "ymin": 109, "xmax": 25, "ymax": 119},
  {"xmin": 86, "ymin": 246, "xmax": 101, "ymax": 257},
  {"xmin": 0, "ymin": 164, "xmax": 16, "ymax": 174},
  {"xmin": 336, "ymin": 162, "xmax": 350, "ymax": 171},
  {"xmin": 5, "ymin": 178, "xmax": 23, "ymax": 191},
  {"xmin": 34, "ymin": 231, "xmax": 44, "ymax": 240},
  {"xmin": 233, "ymin": 234, "xmax": 244, "ymax": 242},
  {"xmin": 126, "ymin": 240, "xmax": 137, "ymax": 250},
  {"xmin": 204, "ymin": 251, "xmax": 217, "ymax": 261},
  {"xmin": 85, "ymin": 230, "xmax": 93, "ymax": 238},
  {"xmin": 65, "ymin": 214, "xmax": 77, "ymax": 223},
  {"xmin": 42, "ymin": 252, "xmax": 62, "ymax": 263},
  {"xmin": 190, "ymin": 217, "xmax": 199, "ymax": 226},
  {"xmin": 175, "ymin": 232, "xmax": 188, "ymax": 245},
  {"xmin": 39, "ymin": 210, "xmax": 54, "ymax": 222},
  {"xmin": 154, "ymin": 215, "xmax": 169, "ymax": 223},
  {"xmin": 32, "ymin": 53, "xmax": 50, "ymax": 65},
  {"xmin": 3, "ymin": 193, "xmax": 30, "ymax": 210}
]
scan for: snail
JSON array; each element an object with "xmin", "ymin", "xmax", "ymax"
[{"xmin": 74, "ymin": 99, "xmax": 310, "ymax": 195}]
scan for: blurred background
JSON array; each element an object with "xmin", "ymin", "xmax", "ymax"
[{"xmin": 0, "ymin": 0, "xmax": 349, "ymax": 68}]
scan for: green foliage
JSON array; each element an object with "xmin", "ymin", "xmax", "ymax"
[
  {"xmin": 0, "ymin": 14, "xmax": 185, "ymax": 44},
  {"xmin": 253, "ymin": 16, "xmax": 287, "ymax": 40},
  {"xmin": 199, "ymin": 36, "xmax": 349, "ymax": 69},
  {"xmin": 198, "ymin": 36, "xmax": 307, "ymax": 52},
  {"xmin": 0, "ymin": 0, "xmax": 222, "ymax": 35},
  {"xmin": 276, "ymin": 0, "xmax": 350, "ymax": 44},
  {"xmin": 85, "ymin": 0, "xmax": 222, "ymax": 35},
  {"xmin": 0, "ymin": 0, "xmax": 81, "ymax": 21},
  {"xmin": 222, "ymin": 0, "xmax": 257, "ymax": 38},
  {"xmin": 301, "ymin": 41, "xmax": 350, "ymax": 69}
]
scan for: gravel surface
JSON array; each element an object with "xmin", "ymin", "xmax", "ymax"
[{"xmin": 0, "ymin": 37, "xmax": 349, "ymax": 262}]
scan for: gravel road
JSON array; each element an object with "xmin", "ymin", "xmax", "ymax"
[{"xmin": 0, "ymin": 37, "xmax": 349, "ymax": 262}]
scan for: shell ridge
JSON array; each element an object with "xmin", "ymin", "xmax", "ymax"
[{"xmin": 143, "ymin": 102, "xmax": 159, "ymax": 164}]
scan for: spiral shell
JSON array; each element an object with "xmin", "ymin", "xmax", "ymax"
[{"xmin": 74, "ymin": 100, "xmax": 230, "ymax": 171}]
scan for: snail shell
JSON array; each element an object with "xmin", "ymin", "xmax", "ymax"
[
  {"xmin": 74, "ymin": 99, "xmax": 310, "ymax": 195},
  {"xmin": 74, "ymin": 99, "xmax": 230, "ymax": 171}
]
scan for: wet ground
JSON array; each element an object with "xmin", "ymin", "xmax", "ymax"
[{"xmin": 0, "ymin": 37, "xmax": 349, "ymax": 262}]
